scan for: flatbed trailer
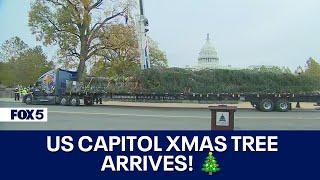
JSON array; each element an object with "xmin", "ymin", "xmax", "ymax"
[
  {"xmin": 24, "ymin": 69, "xmax": 320, "ymax": 112},
  {"xmin": 106, "ymin": 92, "xmax": 320, "ymax": 112}
]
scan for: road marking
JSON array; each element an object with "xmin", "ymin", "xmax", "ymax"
[{"xmin": 49, "ymin": 111, "xmax": 320, "ymax": 120}]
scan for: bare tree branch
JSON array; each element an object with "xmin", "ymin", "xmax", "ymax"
[
  {"xmin": 40, "ymin": 12, "xmax": 81, "ymax": 39},
  {"xmin": 47, "ymin": 0, "xmax": 65, "ymax": 7},
  {"xmin": 89, "ymin": 0, "xmax": 103, "ymax": 11},
  {"xmin": 89, "ymin": 9, "xmax": 127, "ymax": 42},
  {"xmin": 88, "ymin": 45, "xmax": 110, "ymax": 59}
]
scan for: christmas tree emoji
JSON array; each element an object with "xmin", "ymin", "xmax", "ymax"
[{"xmin": 201, "ymin": 152, "xmax": 221, "ymax": 175}]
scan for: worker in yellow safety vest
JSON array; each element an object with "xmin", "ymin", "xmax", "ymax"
[{"xmin": 21, "ymin": 88, "xmax": 28, "ymax": 98}]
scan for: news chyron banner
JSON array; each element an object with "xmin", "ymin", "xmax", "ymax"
[{"xmin": 0, "ymin": 130, "xmax": 319, "ymax": 179}]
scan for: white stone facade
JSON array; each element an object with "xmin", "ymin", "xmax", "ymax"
[{"xmin": 197, "ymin": 34, "xmax": 220, "ymax": 69}]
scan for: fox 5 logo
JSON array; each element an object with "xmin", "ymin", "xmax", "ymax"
[{"xmin": 0, "ymin": 108, "xmax": 48, "ymax": 122}]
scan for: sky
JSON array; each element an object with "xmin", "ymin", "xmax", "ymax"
[{"xmin": 0, "ymin": 0, "xmax": 319, "ymax": 70}]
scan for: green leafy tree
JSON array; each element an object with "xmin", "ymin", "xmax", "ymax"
[
  {"xmin": 90, "ymin": 58, "xmax": 108, "ymax": 77},
  {"xmin": 0, "ymin": 62, "xmax": 14, "ymax": 86},
  {"xmin": 201, "ymin": 152, "xmax": 220, "ymax": 175},
  {"xmin": 0, "ymin": 37, "xmax": 27, "ymax": 86},
  {"xmin": 28, "ymin": 0, "xmax": 132, "ymax": 79},
  {"xmin": 250, "ymin": 65, "xmax": 291, "ymax": 74},
  {"xmin": 0, "ymin": 37, "xmax": 54, "ymax": 87},
  {"xmin": 305, "ymin": 57, "xmax": 320, "ymax": 78},
  {"xmin": 9, "ymin": 46, "xmax": 55, "ymax": 86},
  {"xmin": 149, "ymin": 38, "xmax": 168, "ymax": 69},
  {"xmin": 0, "ymin": 36, "xmax": 28, "ymax": 61}
]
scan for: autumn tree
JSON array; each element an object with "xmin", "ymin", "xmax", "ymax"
[
  {"xmin": 90, "ymin": 24, "xmax": 139, "ymax": 77},
  {"xmin": 99, "ymin": 24, "xmax": 139, "ymax": 64},
  {"xmin": 90, "ymin": 24, "xmax": 168, "ymax": 78},
  {"xmin": 28, "ymin": 0, "xmax": 132, "ymax": 79}
]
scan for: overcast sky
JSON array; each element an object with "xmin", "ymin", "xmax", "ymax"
[{"xmin": 0, "ymin": 0, "xmax": 319, "ymax": 70}]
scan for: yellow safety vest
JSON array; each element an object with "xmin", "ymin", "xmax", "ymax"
[{"xmin": 22, "ymin": 90, "xmax": 28, "ymax": 96}]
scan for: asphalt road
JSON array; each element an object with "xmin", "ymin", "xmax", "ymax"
[{"xmin": 0, "ymin": 101, "xmax": 320, "ymax": 130}]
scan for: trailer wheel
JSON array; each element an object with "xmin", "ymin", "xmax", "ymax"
[
  {"xmin": 70, "ymin": 97, "xmax": 80, "ymax": 106},
  {"xmin": 276, "ymin": 99, "xmax": 290, "ymax": 112},
  {"xmin": 60, "ymin": 97, "xmax": 69, "ymax": 106},
  {"xmin": 84, "ymin": 96, "xmax": 94, "ymax": 106},
  {"xmin": 259, "ymin": 99, "xmax": 274, "ymax": 112}
]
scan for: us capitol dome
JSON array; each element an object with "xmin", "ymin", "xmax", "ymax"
[{"xmin": 197, "ymin": 33, "xmax": 220, "ymax": 69}]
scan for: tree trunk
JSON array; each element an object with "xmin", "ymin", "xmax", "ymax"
[
  {"xmin": 77, "ymin": 59, "xmax": 86, "ymax": 81},
  {"xmin": 77, "ymin": 29, "xmax": 89, "ymax": 80},
  {"xmin": 77, "ymin": 37, "xmax": 89, "ymax": 81},
  {"xmin": 209, "ymin": 172, "xmax": 212, "ymax": 176}
]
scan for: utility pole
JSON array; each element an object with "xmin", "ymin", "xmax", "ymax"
[{"xmin": 137, "ymin": 0, "xmax": 151, "ymax": 70}]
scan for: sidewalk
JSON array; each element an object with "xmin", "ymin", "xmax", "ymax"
[
  {"xmin": 0, "ymin": 98, "xmax": 318, "ymax": 110},
  {"xmin": 0, "ymin": 98, "xmax": 19, "ymax": 103}
]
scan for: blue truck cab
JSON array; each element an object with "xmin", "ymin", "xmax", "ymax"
[{"xmin": 24, "ymin": 69, "xmax": 99, "ymax": 106}]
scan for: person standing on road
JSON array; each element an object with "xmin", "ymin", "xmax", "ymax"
[
  {"xmin": 21, "ymin": 88, "xmax": 28, "ymax": 99},
  {"xmin": 14, "ymin": 87, "xmax": 20, "ymax": 101}
]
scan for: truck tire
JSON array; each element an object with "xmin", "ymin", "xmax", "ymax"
[
  {"xmin": 84, "ymin": 96, "xmax": 94, "ymax": 106},
  {"xmin": 70, "ymin": 96, "xmax": 80, "ymax": 106},
  {"xmin": 25, "ymin": 95, "xmax": 33, "ymax": 105},
  {"xmin": 259, "ymin": 99, "xmax": 274, "ymax": 112},
  {"xmin": 60, "ymin": 97, "xmax": 69, "ymax": 106},
  {"xmin": 275, "ymin": 99, "xmax": 290, "ymax": 112}
]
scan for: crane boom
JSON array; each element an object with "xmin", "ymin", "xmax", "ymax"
[{"xmin": 137, "ymin": 0, "xmax": 150, "ymax": 70}]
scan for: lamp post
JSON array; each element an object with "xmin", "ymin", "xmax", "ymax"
[{"xmin": 295, "ymin": 66, "xmax": 303, "ymax": 108}]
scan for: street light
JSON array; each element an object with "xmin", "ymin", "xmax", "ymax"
[{"xmin": 294, "ymin": 66, "xmax": 304, "ymax": 108}]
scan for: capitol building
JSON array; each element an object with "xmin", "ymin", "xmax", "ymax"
[{"xmin": 190, "ymin": 33, "xmax": 231, "ymax": 70}]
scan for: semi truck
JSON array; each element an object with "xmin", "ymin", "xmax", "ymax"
[
  {"xmin": 23, "ymin": 69, "xmax": 107, "ymax": 106},
  {"xmin": 24, "ymin": 69, "xmax": 320, "ymax": 112}
]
